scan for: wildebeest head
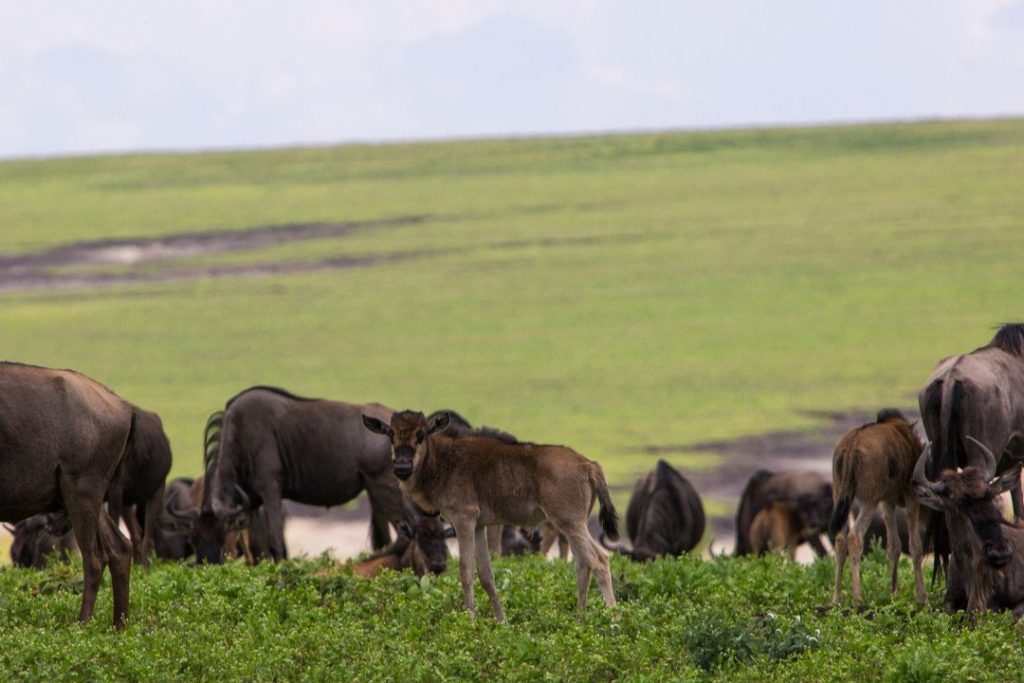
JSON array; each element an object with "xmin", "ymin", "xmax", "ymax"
[
  {"xmin": 7, "ymin": 513, "xmax": 72, "ymax": 569},
  {"xmin": 914, "ymin": 435, "xmax": 1024, "ymax": 568},
  {"xmin": 167, "ymin": 485, "xmax": 253, "ymax": 564},
  {"xmin": 362, "ymin": 410, "xmax": 450, "ymax": 481},
  {"xmin": 396, "ymin": 517, "xmax": 451, "ymax": 575}
]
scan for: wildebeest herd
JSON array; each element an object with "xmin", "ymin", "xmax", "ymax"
[{"xmin": 3, "ymin": 323, "xmax": 1024, "ymax": 627}]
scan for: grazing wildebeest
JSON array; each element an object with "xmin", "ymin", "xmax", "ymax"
[
  {"xmin": 340, "ymin": 518, "xmax": 451, "ymax": 578},
  {"xmin": 914, "ymin": 433, "xmax": 1024, "ymax": 619},
  {"xmin": 363, "ymin": 410, "xmax": 618, "ymax": 622},
  {"xmin": 734, "ymin": 470, "xmax": 833, "ymax": 557},
  {"xmin": 829, "ymin": 409, "xmax": 927, "ymax": 607},
  {"xmin": 749, "ymin": 501, "xmax": 820, "ymax": 559},
  {"xmin": 5, "ymin": 513, "xmax": 77, "ymax": 568},
  {"xmin": 197, "ymin": 387, "xmax": 413, "ymax": 563},
  {"xmin": 0, "ymin": 362, "xmax": 134, "ymax": 628},
  {"xmin": 107, "ymin": 406, "xmax": 172, "ymax": 568},
  {"xmin": 152, "ymin": 477, "xmax": 198, "ymax": 560},
  {"xmin": 919, "ymin": 324, "xmax": 1024, "ymax": 570},
  {"xmin": 602, "ymin": 459, "xmax": 705, "ymax": 561}
]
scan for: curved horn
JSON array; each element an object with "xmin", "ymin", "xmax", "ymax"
[
  {"xmin": 965, "ymin": 435, "xmax": 997, "ymax": 475},
  {"xmin": 2, "ymin": 523, "xmax": 15, "ymax": 535},
  {"xmin": 913, "ymin": 442, "xmax": 935, "ymax": 485}
]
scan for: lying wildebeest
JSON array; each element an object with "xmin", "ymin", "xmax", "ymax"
[
  {"xmin": 0, "ymin": 362, "xmax": 134, "ymax": 628},
  {"xmin": 363, "ymin": 410, "xmax": 618, "ymax": 622},
  {"xmin": 830, "ymin": 409, "xmax": 927, "ymax": 607},
  {"xmin": 107, "ymin": 405, "xmax": 172, "ymax": 568},
  {"xmin": 341, "ymin": 518, "xmax": 451, "ymax": 578},
  {"xmin": 429, "ymin": 409, "xmax": 562, "ymax": 558},
  {"xmin": 5, "ymin": 513, "xmax": 77, "ymax": 568},
  {"xmin": 734, "ymin": 470, "xmax": 833, "ymax": 557},
  {"xmin": 197, "ymin": 387, "xmax": 415, "ymax": 563},
  {"xmin": 919, "ymin": 323, "xmax": 1024, "ymax": 569},
  {"xmin": 602, "ymin": 459, "xmax": 704, "ymax": 561},
  {"xmin": 914, "ymin": 433, "xmax": 1024, "ymax": 619},
  {"xmin": 749, "ymin": 501, "xmax": 819, "ymax": 559}
]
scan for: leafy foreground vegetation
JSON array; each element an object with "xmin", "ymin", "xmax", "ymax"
[{"xmin": 1, "ymin": 551, "xmax": 1020, "ymax": 682}]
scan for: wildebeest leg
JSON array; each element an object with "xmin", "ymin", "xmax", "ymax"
[
  {"xmin": 97, "ymin": 506, "xmax": 132, "ymax": 629},
  {"xmin": 880, "ymin": 502, "xmax": 900, "ymax": 594},
  {"xmin": 364, "ymin": 470, "xmax": 402, "ymax": 550},
  {"xmin": 452, "ymin": 517, "xmax": 478, "ymax": 618},
  {"xmin": 60, "ymin": 475, "xmax": 110, "ymax": 625},
  {"xmin": 260, "ymin": 488, "xmax": 287, "ymax": 562},
  {"xmin": 832, "ymin": 519, "xmax": 849, "ymax": 606},
  {"xmin": 486, "ymin": 526, "xmax": 502, "ymax": 557},
  {"xmin": 474, "ymin": 527, "xmax": 506, "ymax": 622},
  {"xmin": 138, "ymin": 483, "xmax": 164, "ymax": 568},
  {"xmin": 123, "ymin": 504, "xmax": 146, "ymax": 568},
  {"xmin": 561, "ymin": 523, "xmax": 605, "ymax": 610},
  {"xmin": 1012, "ymin": 600, "xmax": 1024, "ymax": 623},
  {"xmin": 589, "ymin": 537, "xmax": 615, "ymax": 606},
  {"xmin": 848, "ymin": 504, "xmax": 874, "ymax": 606},
  {"xmin": 808, "ymin": 534, "xmax": 829, "ymax": 557},
  {"xmin": 905, "ymin": 501, "xmax": 927, "ymax": 605}
]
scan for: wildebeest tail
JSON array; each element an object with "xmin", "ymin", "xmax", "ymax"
[
  {"xmin": 928, "ymin": 379, "xmax": 965, "ymax": 579},
  {"xmin": 590, "ymin": 464, "xmax": 619, "ymax": 542},
  {"xmin": 828, "ymin": 453, "xmax": 856, "ymax": 541}
]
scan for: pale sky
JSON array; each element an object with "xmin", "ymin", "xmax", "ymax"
[{"xmin": 1, "ymin": 0, "xmax": 1023, "ymax": 159}]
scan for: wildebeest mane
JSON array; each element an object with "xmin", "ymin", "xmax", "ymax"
[
  {"xmin": 875, "ymin": 407, "xmax": 906, "ymax": 424},
  {"xmin": 224, "ymin": 385, "xmax": 319, "ymax": 409},
  {"xmin": 983, "ymin": 323, "xmax": 1024, "ymax": 358},
  {"xmin": 429, "ymin": 409, "xmax": 526, "ymax": 445}
]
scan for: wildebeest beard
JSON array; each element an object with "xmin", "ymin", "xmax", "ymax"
[{"xmin": 965, "ymin": 501, "xmax": 1013, "ymax": 567}]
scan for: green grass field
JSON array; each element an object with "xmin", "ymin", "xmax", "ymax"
[
  {"xmin": 3, "ymin": 119, "xmax": 1022, "ymax": 486},
  {"xmin": 1, "ymin": 552, "xmax": 1021, "ymax": 682}
]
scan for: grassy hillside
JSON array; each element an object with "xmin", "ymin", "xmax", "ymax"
[{"xmin": 1, "ymin": 120, "xmax": 1023, "ymax": 485}]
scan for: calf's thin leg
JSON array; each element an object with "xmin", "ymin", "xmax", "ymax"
[
  {"xmin": 474, "ymin": 527, "xmax": 506, "ymax": 622},
  {"xmin": 848, "ymin": 504, "xmax": 874, "ymax": 606},
  {"xmin": 905, "ymin": 502, "xmax": 927, "ymax": 605},
  {"xmin": 880, "ymin": 502, "xmax": 900, "ymax": 594},
  {"xmin": 832, "ymin": 519, "xmax": 849, "ymax": 606},
  {"xmin": 452, "ymin": 517, "xmax": 478, "ymax": 618}
]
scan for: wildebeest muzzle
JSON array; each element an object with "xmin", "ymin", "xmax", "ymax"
[{"xmin": 393, "ymin": 445, "xmax": 415, "ymax": 480}]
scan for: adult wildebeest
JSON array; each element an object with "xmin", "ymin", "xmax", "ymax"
[
  {"xmin": 0, "ymin": 362, "xmax": 134, "ymax": 628},
  {"xmin": 197, "ymin": 386, "xmax": 413, "ymax": 563},
  {"xmin": 430, "ymin": 409, "xmax": 568, "ymax": 558},
  {"xmin": 734, "ymin": 470, "xmax": 833, "ymax": 557},
  {"xmin": 602, "ymin": 459, "xmax": 705, "ymax": 561},
  {"xmin": 107, "ymin": 406, "xmax": 172, "ymax": 568},
  {"xmin": 5, "ymin": 513, "xmax": 77, "ymax": 568},
  {"xmin": 829, "ymin": 409, "xmax": 927, "ymax": 607},
  {"xmin": 914, "ymin": 433, "xmax": 1024, "ymax": 619},
  {"xmin": 339, "ymin": 518, "xmax": 451, "ymax": 578},
  {"xmin": 152, "ymin": 477, "xmax": 198, "ymax": 560},
  {"xmin": 919, "ymin": 324, "xmax": 1024, "ymax": 569},
  {"xmin": 363, "ymin": 410, "xmax": 618, "ymax": 622}
]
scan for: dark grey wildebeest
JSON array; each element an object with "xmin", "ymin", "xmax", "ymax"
[
  {"xmin": 6, "ymin": 512, "xmax": 77, "ymax": 568},
  {"xmin": 0, "ymin": 362, "xmax": 134, "ymax": 628},
  {"xmin": 363, "ymin": 410, "xmax": 618, "ymax": 622},
  {"xmin": 829, "ymin": 409, "xmax": 927, "ymax": 607},
  {"xmin": 196, "ymin": 386, "xmax": 413, "ymax": 563},
  {"xmin": 602, "ymin": 459, "xmax": 705, "ymax": 561},
  {"xmin": 919, "ymin": 324, "xmax": 1024, "ymax": 571},
  {"xmin": 734, "ymin": 470, "xmax": 833, "ymax": 557},
  {"xmin": 107, "ymin": 405, "xmax": 172, "ymax": 568},
  {"xmin": 914, "ymin": 433, "xmax": 1024, "ymax": 619}
]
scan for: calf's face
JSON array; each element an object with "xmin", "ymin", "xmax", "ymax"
[{"xmin": 362, "ymin": 410, "xmax": 450, "ymax": 481}]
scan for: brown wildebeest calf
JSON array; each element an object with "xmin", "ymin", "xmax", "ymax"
[
  {"xmin": 749, "ymin": 501, "xmax": 817, "ymax": 559},
  {"xmin": 334, "ymin": 518, "xmax": 451, "ymax": 579},
  {"xmin": 914, "ymin": 434, "xmax": 1024, "ymax": 619},
  {"xmin": 829, "ymin": 408, "xmax": 927, "ymax": 607},
  {"xmin": 362, "ymin": 410, "xmax": 619, "ymax": 622}
]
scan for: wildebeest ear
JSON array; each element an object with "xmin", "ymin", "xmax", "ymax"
[
  {"xmin": 2, "ymin": 523, "xmax": 14, "ymax": 535},
  {"xmin": 914, "ymin": 483, "xmax": 949, "ymax": 511},
  {"xmin": 427, "ymin": 411, "xmax": 450, "ymax": 435},
  {"xmin": 990, "ymin": 463, "xmax": 1024, "ymax": 496},
  {"xmin": 395, "ymin": 520, "xmax": 413, "ymax": 538},
  {"xmin": 362, "ymin": 415, "xmax": 393, "ymax": 436}
]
